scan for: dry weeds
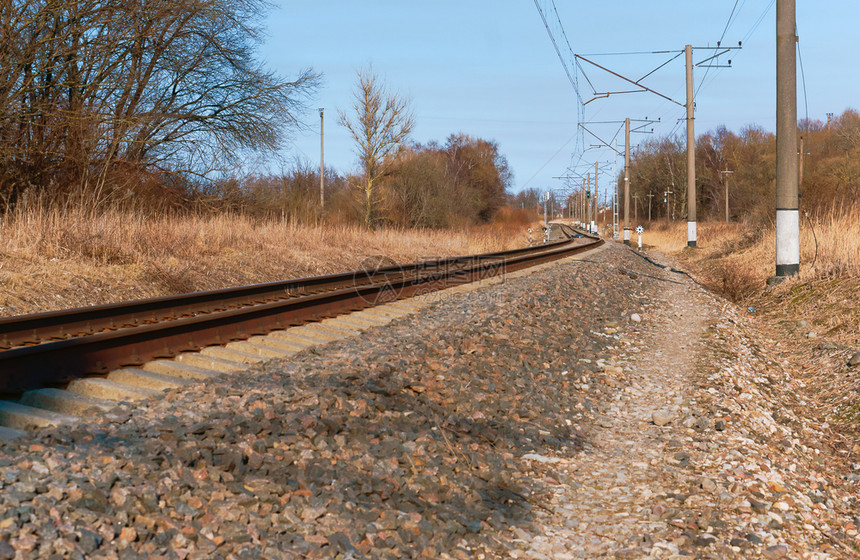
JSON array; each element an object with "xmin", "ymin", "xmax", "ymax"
[
  {"xmin": 644, "ymin": 206, "xmax": 859, "ymax": 349},
  {"xmin": 0, "ymin": 205, "xmax": 526, "ymax": 317}
]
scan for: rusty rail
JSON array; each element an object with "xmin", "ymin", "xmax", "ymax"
[
  {"xmin": 0, "ymin": 234, "xmax": 601, "ymax": 393},
  {"xmin": 0, "ymin": 235, "xmax": 584, "ymax": 349}
]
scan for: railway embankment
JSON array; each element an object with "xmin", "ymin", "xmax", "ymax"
[{"xmin": 0, "ymin": 242, "xmax": 857, "ymax": 559}]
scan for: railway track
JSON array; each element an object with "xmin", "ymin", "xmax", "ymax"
[{"xmin": 0, "ymin": 226, "xmax": 601, "ymax": 435}]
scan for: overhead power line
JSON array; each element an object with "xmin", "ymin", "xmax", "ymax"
[
  {"xmin": 533, "ymin": 0, "xmax": 756, "ymax": 189},
  {"xmin": 718, "ymin": 0, "xmax": 742, "ymax": 46},
  {"xmin": 532, "ymin": 0, "xmax": 586, "ymax": 155}
]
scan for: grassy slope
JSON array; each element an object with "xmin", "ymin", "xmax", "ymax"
[
  {"xmin": 0, "ymin": 207, "xmax": 530, "ymax": 317},
  {"xmin": 644, "ymin": 209, "xmax": 859, "ymax": 349}
]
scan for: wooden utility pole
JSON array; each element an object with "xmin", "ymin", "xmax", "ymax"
[
  {"xmin": 633, "ymin": 193, "xmax": 640, "ymax": 224},
  {"xmin": 646, "ymin": 193, "xmax": 654, "ymax": 221},
  {"xmin": 319, "ymin": 108, "xmax": 325, "ymax": 207},
  {"xmin": 774, "ymin": 0, "xmax": 799, "ymax": 277},
  {"xmin": 624, "ymin": 117, "xmax": 631, "ymax": 245},
  {"xmin": 594, "ymin": 161, "xmax": 599, "ymax": 234},
  {"xmin": 685, "ymin": 44, "xmax": 697, "ymax": 247}
]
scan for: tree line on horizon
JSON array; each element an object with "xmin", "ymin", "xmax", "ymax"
[
  {"xmin": 621, "ymin": 109, "xmax": 860, "ymax": 224},
  {"xmin": 0, "ymin": 2, "xmax": 513, "ymax": 229},
  {"xmin": 207, "ymin": 133, "xmax": 512, "ymax": 229},
  {"xmin": 4, "ymin": 2, "xmax": 857, "ymax": 231}
]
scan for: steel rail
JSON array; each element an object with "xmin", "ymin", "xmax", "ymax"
[
  {"xmin": 0, "ymin": 235, "xmax": 583, "ymax": 349},
  {"xmin": 0, "ymin": 235, "xmax": 601, "ymax": 394}
]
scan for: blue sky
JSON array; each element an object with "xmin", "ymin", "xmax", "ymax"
[{"xmin": 260, "ymin": 2, "xmax": 859, "ymax": 195}]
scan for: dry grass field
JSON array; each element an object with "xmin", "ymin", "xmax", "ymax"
[
  {"xmin": 0, "ymin": 204, "xmax": 530, "ymax": 317},
  {"xmin": 643, "ymin": 205, "xmax": 860, "ymax": 348}
]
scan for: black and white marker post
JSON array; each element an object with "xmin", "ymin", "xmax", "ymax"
[{"xmin": 774, "ymin": 0, "xmax": 799, "ymax": 278}]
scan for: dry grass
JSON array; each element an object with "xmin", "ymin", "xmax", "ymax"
[
  {"xmin": 0, "ymin": 205, "xmax": 526, "ymax": 317},
  {"xmin": 643, "ymin": 205, "xmax": 860, "ymax": 347}
]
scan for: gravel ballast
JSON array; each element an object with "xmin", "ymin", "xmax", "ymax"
[{"xmin": 0, "ymin": 243, "xmax": 857, "ymax": 559}]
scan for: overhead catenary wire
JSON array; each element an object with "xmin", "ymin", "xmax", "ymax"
[
  {"xmin": 644, "ymin": 0, "xmax": 769, "ymax": 140},
  {"xmin": 520, "ymin": 131, "xmax": 580, "ymax": 190},
  {"xmin": 532, "ymin": 0, "xmax": 582, "ymax": 106},
  {"xmin": 535, "ymin": 0, "xmax": 773, "ymax": 185},
  {"xmin": 796, "ymin": 25, "xmax": 809, "ymax": 126},
  {"xmin": 576, "ymin": 50, "xmax": 676, "ymax": 57},
  {"xmin": 533, "ymin": 0, "xmax": 587, "ymax": 163},
  {"xmin": 718, "ymin": 0, "xmax": 742, "ymax": 46},
  {"xmin": 697, "ymin": 0, "xmax": 762, "ymax": 103},
  {"xmin": 742, "ymin": 0, "xmax": 776, "ymax": 45},
  {"xmin": 796, "ymin": 22, "xmax": 815, "ymax": 270},
  {"xmin": 637, "ymin": 51, "xmax": 685, "ymax": 83}
]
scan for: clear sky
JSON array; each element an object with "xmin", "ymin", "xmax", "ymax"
[{"xmin": 260, "ymin": 1, "xmax": 859, "ymax": 195}]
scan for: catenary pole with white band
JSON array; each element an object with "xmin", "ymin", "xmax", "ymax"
[
  {"xmin": 775, "ymin": 0, "xmax": 799, "ymax": 277},
  {"xmin": 623, "ymin": 117, "xmax": 631, "ymax": 245},
  {"xmin": 685, "ymin": 44, "xmax": 696, "ymax": 248}
]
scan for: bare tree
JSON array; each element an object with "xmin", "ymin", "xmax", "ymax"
[
  {"xmin": 0, "ymin": 0, "xmax": 319, "ymax": 209},
  {"xmin": 339, "ymin": 67, "xmax": 414, "ymax": 227}
]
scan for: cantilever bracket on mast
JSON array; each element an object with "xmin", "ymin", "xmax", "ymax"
[{"xmin": 575, "ymin": 54, "xmax": 684, "ymax": 107}]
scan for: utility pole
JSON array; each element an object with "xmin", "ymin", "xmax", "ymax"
[
  {"xmin": 646, "ymin": 193, "xmax": 654, "ymax": 222},
  {"xmin": 612, "ymin": 189, "xmax": 617, "ymax": 239},
  {"xmin": 586, "ymin": 172, "xmax": 592, "ymax": 233},
  {"xmin": 594, "ymin": 161, "xmax": 599, "ymax": 234},
  {"xmin": 543, "ymin": 191, "xmax": 548, "ymax": 227},
  {"xmin": 633, "ymin": 193, "xmax": 640, "ymax": 225},
  {"xmin": 580, "ymin": 187, "xmax": 584, "ymax": 223},
  {"xmin": 720, "ymin": 170, "xmax": 734, "ymax": 224},
  {"xmin": 774, "ymin": 0, "xmax": 799, "ymax": 278},
  {"xmin": 624, "ymin": 117, "xmax": 631, "ymax": 245},
  {"xmin": 604, "ymin": 189, "xmax": 608, "ymax": 234},
  {"xmin": 685, "ymin": 44, "xmax": 697, "ymax": 247},
  {"xmin": 319, "ymin": 108, "xmax": 325, "ymax": 207}
]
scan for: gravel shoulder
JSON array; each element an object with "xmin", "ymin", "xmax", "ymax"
[{"xmin": 0, "ymin": 243, "xmax": 857, "ymax": 559}]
